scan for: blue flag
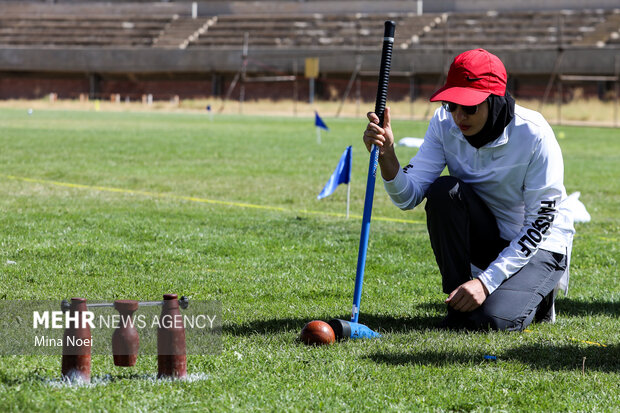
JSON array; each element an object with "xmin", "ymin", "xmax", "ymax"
[
  {"xmin": 317, "ymin": 146, "xmax": 352, "ymax": 200},
  {"xmin": 314, "ymin": 111, "xmax": 329, "ymax": 130}
]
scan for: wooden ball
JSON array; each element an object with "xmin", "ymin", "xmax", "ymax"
[{"xmin": 299, "ymin": 320, "xmax": 335, "ymax": 346}]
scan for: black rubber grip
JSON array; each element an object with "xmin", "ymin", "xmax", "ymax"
[
  {"xmin": 374, "ymin": 20, "xmax": 396, "ymax": 128},
  {"xmin": 327, "ymin": 319, "xmax": 351, "ymax": 340}
]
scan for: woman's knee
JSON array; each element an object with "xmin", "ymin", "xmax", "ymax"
[
  {"xmin": 426, "ymin": 176, "xmax": 461, "ymax": 211},
  {"xmin": 425, "ymin": 176, "xmax": 462, "ymax": 209},
  {"xmin": 465, "ymin": 306, "xmax": 530, "ymax": 332}
]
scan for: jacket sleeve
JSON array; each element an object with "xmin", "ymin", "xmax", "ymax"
[
  {"xmin": 383, "ymin": 112, "xmax": 447, "ymax": 209},
  {"xmin": 477, "ymin": 126, "xmax": 565, "ymax": 294}
]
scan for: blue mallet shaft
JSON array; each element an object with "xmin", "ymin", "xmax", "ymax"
[{"xmin": 351, "ymin": 20, "xmax": 395, "ymax": 324}]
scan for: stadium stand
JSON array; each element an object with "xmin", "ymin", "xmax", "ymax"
[
  {"xmin": 578, "ymin": 11, "xmax": 620, "ymax": 46},
  {"xmin": 0, "ymin": 1, "xmax": 619, "ymax": 102},
  {"xmin": 0, "ymin": 6, "xmax": 618, "ymax": 50},
  {"xmin": 0, "ymin": 14, "xmax": 174, "ymax": 47},
  {"xmin": 185, "ymin": 12, "xmax": 442, "ymax": 49},
  {"xmin": 153, "ymin": 16, "xmax": 215, "ymax": 49},
  {"xmin": 406, "ymin": 9, "xmax": 618, "ymax": 49},
  {"xmin": 179, "ymin": 8, "xmax": 620, "ymax": 50}
]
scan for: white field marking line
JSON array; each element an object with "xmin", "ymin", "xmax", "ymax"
[
  {"xmin": 45, "ymin": 372, "xmax": 211, "ymax": 387},
  {"xmin": 2, "ymin": 174, "xmax": 424, "ymax": 225}
]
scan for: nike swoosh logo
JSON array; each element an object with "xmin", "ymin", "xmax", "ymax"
[
  {"xmin": 491, "ymin": 153, "xmax": 504, "ymax": 161},
  {"xmin": 467, "ymin": 76, "xmax": 483, "ymax": 82}
]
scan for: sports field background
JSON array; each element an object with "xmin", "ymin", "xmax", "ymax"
[
  {"xmin": 2, "ymin": 96, "xmax": 619, "ymax": 126},
  {"xmin": 0, "ymin": 105, "xmax": 618, "ymax": 411}
]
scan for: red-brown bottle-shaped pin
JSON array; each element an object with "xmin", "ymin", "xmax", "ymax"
[
  {"xmin": 61, "ymin": 298, "xmax": 92, "ymax": 382},
  {"xmin": 157, "ymin": 294, "xmax": 187, "ymax": 379},
  {"xmin": 112, "ymin": 300, "xmax": 139, "ymax": 367}
]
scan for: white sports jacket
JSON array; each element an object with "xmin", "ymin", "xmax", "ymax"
[{"xmin": 384, "ymin": 104, "xmax": 575, "ymax": 294}]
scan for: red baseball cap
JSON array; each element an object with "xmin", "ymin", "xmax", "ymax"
[{"xmin": 430, "ymin": 49, "xmax": 507, "ymax": 106}]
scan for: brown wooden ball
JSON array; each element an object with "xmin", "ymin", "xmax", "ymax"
[{"xmin": 299, "ymin": 320, "xmax": 336, "ymax": 346}]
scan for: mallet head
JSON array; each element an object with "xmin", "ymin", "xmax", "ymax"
[{"xmin": 327, "ymin": 319, "xmax": 382, "ymax": 340}]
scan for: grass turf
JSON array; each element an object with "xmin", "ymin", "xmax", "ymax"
[{"xmin": 0, "ymin": 107, "xmax": 618, "ymax": 411}]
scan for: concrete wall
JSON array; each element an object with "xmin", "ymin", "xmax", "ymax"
[
  {"xmin": 2, "ymin": 46, "xmax": 619, "ymax": 76},
  {"xmin": 198, "ymin": 1, "xmax": 620, "ymax": 16},
  {"xmin": 421, "ymin": 0, "xmax": 620, "ymax": 13},
  {"xmin": 2, "ymin": 1, "xmax": 618, "ymax": 18},
  {"xmin": 0, "ymin": 3, "xmax": 187, "ymax": 16},
  {"xmin": 2, "ymin": 47, "xmax": 618, "ymax": 101},
  {"xmin": 0, "ymin": 69, "xmax": 610, "ymax": 102}
]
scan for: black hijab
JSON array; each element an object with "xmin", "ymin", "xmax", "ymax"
[{"xmin": 464, "ymin": 92, "xmax": 515, "ymax": 149}]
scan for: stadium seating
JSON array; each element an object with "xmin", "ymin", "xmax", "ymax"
[
  {"xmin": 153, "ymin": 16, "xmax": 215, "ymax": 49},
  {"xmin": 0, "ymin": 14, "xmax": 173, "ymax": 47},
  {"xmin": 0, "ymin": 7, "xmax": 619, "ymax": 50},
  {"xmin": 185, "ymin": 13, "xmax": 443, "ymax": 49},
  {"xmin": 578, "ymin": 11, "xmax": 620, "ymax": 46},
  {"xmin": 407, "ymin": 9, "xmax": 617, "ymax": 49}
]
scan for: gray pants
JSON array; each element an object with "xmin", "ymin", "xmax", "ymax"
[{"xmin": 425, "ymin": 176, "xmax": 566, "ymax": 331}]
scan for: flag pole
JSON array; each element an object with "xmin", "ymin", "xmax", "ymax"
[
  {"xmin": 316, "ymin": 127, "xmax": 321, "ymax": 144},
  {"xmin": 346, "ymin": 182, "xmax": 350, "ymax": 218}
]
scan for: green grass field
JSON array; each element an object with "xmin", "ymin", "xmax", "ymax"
[{"xmin": 0, "ymin": 107, "xmax": 618, "ymax": 412}]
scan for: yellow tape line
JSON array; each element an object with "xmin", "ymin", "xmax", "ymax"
[
  {"xmin": 569, "ymin": 337, "xmax": 607, "ymax": 347},
  {"xmin": 527, "ymin": 330, "xmax": 607, "ymax": 348},
  {"xmin": 2, "ymin": 174, "xmax": 423, "ymax": 225}
]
